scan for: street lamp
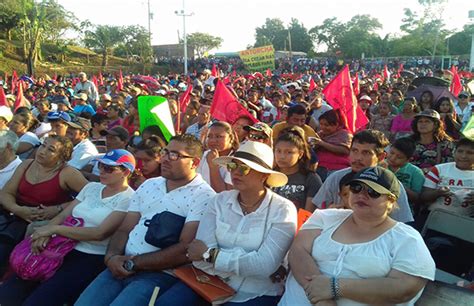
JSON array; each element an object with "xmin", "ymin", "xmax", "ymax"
[
  {"xmin": 469, "ymin": 10, "xmax": 474, "ymax": 72},
  {"xmin": 175, "ymin": 0, "xmax": 194, "ymax": 75}
]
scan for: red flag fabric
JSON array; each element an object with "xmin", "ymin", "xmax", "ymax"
[
  {"xmin": 449, "ymin": 66, "xmax": 462, "ymax": 97},
  {"xmin": 254, "ymin": 72, "xmax": 264, "ymax": 79},
  {"xmin": 322, "ymin": 65, "xmax": 368, "ymax": 133},
  {"xmin": 98, "ymin": 72, "xmax": 104, "ymax": 86},
  {"xmin": 222, "ymin": 76, "xmax": 231, "ymax": 85},
  {"xmin": 11, "ymin": 71, "xmax": 18, "ymax": 93},
  {"xmin": 309, "ymin": 77, "xmax": 317, "ymax": 92},
  {"xmin": 117, "ymin": 69, "xmax": 124, "ymax": 91},
  {"xmin": 396, "ymin": 63, "xmax": 404, "ymax": 78},
  {"xmin": 0, "ymin": 86, "xmax": 7, "ymax": 107},
  {"xmin": 321, "ymin": 67, "xmax": 326, "ymax": 78},
  {"xmin": 14, "ymin": 82, "xmax": 28, "ymax": 112},
  {"xmin": 92, "ymin": 75, "xmax": 98, "ymax": 89},
  {"xmin": 353, "ymin": 73, "xmax": 360, "ymax": 97},
  {"xmin": 383, "ymin": 65, "xmax": 390, "ymax": 82},
  {"xmin": 210, "ymin": 80, "xmax": 258, "ymax": 125},
  {"xmin": 266, "ymin": 69, "xmax": 272, "ymax": 78},
  {"xmin": 231, "ymin": 70, "xmax": 237, "ymax": 77},
  {"xmin": 211, "ymin": 64, "xmax": 218, "ymax": 77},
  {"xmin": 373, "ymin": 81, "xmax": 379, "ymax": 91},
  {"xmin": 179, "ymin": 84, "xmax": 193, "ymax": 113}
]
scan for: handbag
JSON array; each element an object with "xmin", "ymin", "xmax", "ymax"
[
  {"xmin": 174, "ymin": 265, "xmax": 236, "ymax": 304},
  {"xmin": 0, "ymin": 208, "xmax": 28, "ymax": 245},
  {"xmin": 9, "ymin": 216, "xmax": 84, "ymax": 282},
  {"xmin": 144, "ymin": 211, "xmax": 185, "ymax": 248}
]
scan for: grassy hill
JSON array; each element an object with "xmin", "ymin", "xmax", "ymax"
[{"xmin": 0, "ymin": 40, "xmax": 168, "ymax": 76}]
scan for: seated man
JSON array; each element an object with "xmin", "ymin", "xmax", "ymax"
[
  {"xmin": 272, "ymin": 104, "xmax": 318, "ymax": 143},
  {"xmin": 75, "ymin": 134, "xmax": 216, "ymax": 306},
  {"xmin": 308, "ymin": 129, "xmax": 414, "ymax": 224},
  {"xmin": 0, "ymin": 130, "xmax": 21, "ymax": 189},
  {"xmin": 66, "ymin": 117, "xmax": 99, "ymax": 170}
]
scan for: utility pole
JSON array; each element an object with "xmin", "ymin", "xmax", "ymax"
[
  {"xmin": 288, "ymin": 29, "xmax": 293, "ymax": 73},
  {"xmin": 147, "ymin": 0, "xmax": 152, "ymax": 46},
  {"xmin": 470, "ymin": 10, "xmax": 474, "ymax": 72},
  {"xmin": 175, "ymin": 0, "xmax": 193, "ymax": 75}
]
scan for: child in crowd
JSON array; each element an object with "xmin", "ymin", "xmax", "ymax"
[{"xmin": 369, "ymin": 101, "xmax": 394, "ymax": 140}]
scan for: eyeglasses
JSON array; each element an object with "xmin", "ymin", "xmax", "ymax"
[
  {"xmin": 226, "ymin": 162, "xmax": 251, "ymax": 176},
  {"xmin": 98, "ymin": 163, "xmax": 123, "ymax": 174},
  {"xmin": 160, "ymin": 148, "xmax": 194, "ymax": 161},
  {"xmin": 248, "ymin": 134, "xmax": 267, "ymax": 141},
  {"xmin": 459, "ymin": 96, "xmax": 468, "ymax": 99},
  {"xmin": 349, "ymin": 182, "xmax": 384, "ymax": 199}
]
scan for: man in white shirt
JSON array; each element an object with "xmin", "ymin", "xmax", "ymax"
[
  {"xmin": 76, "ymin": 134, "xmax": 216, "ymax": 306},
  {"xmin": 185, "ymin": 104, "xmax": 211, "ymax": 141},
  {"xmin": 74, "ymin": 72, "xmax": 99, "ymax": 108},
  {"xmin": 0, "ymin": 130, "xmax": 22, "ymax": 189},
  {"xmin": 66, "ymin": 117, "xmax": 98, "ymax": 170},
  {"xmin": 454, "ymin": 91, "xmax": 473, "ymax": 128}
]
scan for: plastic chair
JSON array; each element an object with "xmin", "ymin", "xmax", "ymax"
[{"xmin": 421, "ymin": 209, "xmax": 474, "ymax": 243}]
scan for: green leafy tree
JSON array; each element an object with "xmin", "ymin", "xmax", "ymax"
[
  {"xmin": 309, "ymin": 17, "xmax": 345, "ymax": 53},
  {"xmin": 287, "ymin": 18, "xmax": 313, "ymax": 53},
  {"xmin": 254, "ymin": 18, "xmax": 286, "ymax": 50},
  {"xmin": 447, "ymin": 24, "xmax": 474, "ymax": 55},
  {"xmin": 186, "ymin": 32, "xmax": 223, "ymax": 58},
  {"xmin": 0, "ymin": 0, "xmax": 22, "ymax": 40},
  {"xmin": 83, "ymin": 25, "xmax": 124, "ymax": 67}
]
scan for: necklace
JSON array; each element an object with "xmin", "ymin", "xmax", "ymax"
[{"xmin": 238, "ymin": 191, "xmax": 266, "ymax": 215}]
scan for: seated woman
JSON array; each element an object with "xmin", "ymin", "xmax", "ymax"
[
  {"xmin": 433, "ymin": 97, "xmax": 462, "ymax": 140},
  {"xmin": 410, "ymin": 110, "xmax": 454, "ymax": 173},
  {"xmin": 8, "ymin": 112, "xmax": 41, "ymax": 160},
  {"xmin": 390, "ymin": 97, "xmax": 418, "ymax": 140},
  {"xmin": 0, "ymin": 135, "xmax": 88, "ymax": 274},
  {"xmin": 279, "ymin": 166, "xmax": 435, "ymax": 306},
  {"xmin": 0, "ymin": 149, "xmax": 136, "ymax": 306},
  {"xmin": 153, "ymin": 141, "xmax": 297, "ymax": 306},
  {"xmin": 312, "ymin": 109, "xmax": 352, "ymax": 181},
  {"xmin": 129, "ymin": 135, "xmax": 165, "ymax": 189},
  {"xmin": 272, "ymin": 127, "xmax": 322, "ymax": 211},
  {"xmin": 198, "ymin": 121, "xmax": 239, "ymax": 192}
]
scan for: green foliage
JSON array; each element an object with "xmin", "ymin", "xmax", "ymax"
[
  {"xmin": 254, "ymin": 18, "xmax": 313, "ymax": 53},
  {"xmin": 447, "ymin": 24, "xmax": 474, "ymax": 55},
  {"xmin": 0, "ymin": 0, "xmax": 22, "ymax": 40},
  {"xmin": 83, "ymin": 25, "xmax": 124, "ymax": 67},
  {"xmin": 186, "ymin": 32, "xmax": 223, "ymax": 58}
]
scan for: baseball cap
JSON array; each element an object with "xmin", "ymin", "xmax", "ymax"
[
  {"xmin": 47, "ymin": 111, "xmax": 71, "ymax": 122},
  {"xmin": 458, "ymin": 91, "xmax": 470, "ymax": 98},
  {"xmin": 415, "ymin": 109, "xmax": 441, "ymax": 121},
  {"xmin": 100, "ymin": 126, "xmax": 130, "ymax": 142},
  {"xmin": 66, "ymin": 117, "xmax": 91, "ymax": 131},
  {"xmin": 98, "ymin": 149, "xmax": 136, "ymax": 172},
  {"xmin": 243, "ymin": 122, "xmax": 272, "ymax": 138},
  {"xmin": 0, "ymin": 106, "xmax": 13, "ymax": 123},
  {"xmin": 350, "ymin": 166, "xmax": 400, "ymax": 199},
  {"xmin": 359, "ymin": 95, "xmax": 372, "ymax": 102},
  {"xmin": 53, "ymin": 96, "xmax": 72, "ymax": 109},
  {"xmin": 73, "ymin": 93, "xmax": 88, "ymax": 101}
]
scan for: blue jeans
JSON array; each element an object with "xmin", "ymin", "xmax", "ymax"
[
  {"xmin": 155, "ymin": 279, "xmax": 280, "ymax": 306},
  {"xmin": 75, "ymin": 269, "xmax": 179, "ymax": 306}
]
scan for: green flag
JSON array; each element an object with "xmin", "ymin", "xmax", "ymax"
[
  {"xmin": 138, "ymin": 96, "xmax": 175, "ymax": 142},
  {"xmin": 462, "ymin": 115, "xmax": 474, "ymax": 141}
]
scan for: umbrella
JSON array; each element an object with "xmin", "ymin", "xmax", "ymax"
[
  {"xmin": 131, "ymin": 75, "xmax": 160, "ymax": 90},
  {"xmin": 400, "ymin": 71, "xmax": 416, "ymax": 79},
  {"xmin": 406, "ymin": 84, "xmax": 457, "ymax": 104},
  {"xmin": 411, "ymin": 76, "xmax": 450, "ymax": 88}
]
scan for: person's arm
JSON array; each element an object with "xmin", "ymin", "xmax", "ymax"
[
  {"xmin": 16, "ymin": 142, "xmax": 34, "ymax": 155},
  {"xmin": 405, "ymin": 187, "xmax": 419, "ymax": 204},
  {"xmin": 207, "ymin": 150, "xmax": 227, "ymax": 192},
  {"xmin": 61, "ymin": 166, "xmax": 89, "ymax": 193},
  {"xmin": 304, "ymin": 269, "xmax": 427, "ymax": 304},
  {"xmin": 419, "ymin": 186, "xmax": 451, "ymax": 205},
  {"xmin": 288, "ymin": 228, "xmax": 322, "ymax": 286},
  {"xmin": 315, "ymin": 140, "xmax": 350, "ymax": 155},
  {"xmin": 132, "ymin": 220, "xmax": 199, "ymax": 271}
]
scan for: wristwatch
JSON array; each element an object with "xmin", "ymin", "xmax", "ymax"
[
  {"xmin": 123, "ymin": 259, "xmax": 136, "ymax": 272},
  {"xmin": 202, "ymin": 247, "xmax": 213, "ymax": 263}
]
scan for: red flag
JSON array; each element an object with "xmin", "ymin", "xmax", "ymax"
[
  {"xmin": 0, "ymin": 86, "xmax": 7, "ymax": 107},
  {"xmin": 309, "ymin": 77, "xmax": 317, "ymax": 92},
  {"xmin": 383, "ymin": 65, "xmax": 390, "ymax": 82},
  {"xmin": 353, "ymin": 73, "xmax": 360, "ymax": 97},
  {"xmin": 321, "ymin": 67, "xmax": 326, "ymax": 77},
  {"xmin": 179, "ymin": 84, "xmax": 193, "ymax": 113},
  {"xmin": 222, "ymin": 76, "xmax": 231, "ymax": 85},
  {"xmin": 211, "ymin": 64, "xmax": 218, "ymax": 77},
  {"xmin": 98, "ymin": 72, "xmax": 104, "ymax": 86},
  {"xmin": 396, "ymin": 63, "xmax": 404, "ymax": 78},
  {"xmin": 231, "ymin": 70, "xmax": 237, "ymax": 77},
  {"xmin": 11, "ymin": 70, "xmax": 18, "ymax": 93},
  {"xmin": 117, "ymin": 69, "xmax": 124, "ymax": 91},
  {"xmin": 92, "ymin": 75, "xmax": 99, "ymax": 89},
  {"xmin": 14, "ymin": 82, "xmax": 28, "ymax": 112},
  {"xmin": 373, "ymin": 81, "xmax": 379, "ymax": 91},
  {"xmin": 210, "ymin": 80, "xmax": 258, "ymax": 124},
  {"xmin": 449, "ymin": 66, "xmax": 462, "ymax": 97},
  {"xmin": 254, "ymin": 72, "xmax": 264, "ymax": 79},
  {"xmin": 266, "ymin": 68, "xmax": 272, "ymax": 78},
  {"xmin": 322, "ymin": 65, "xmax": 368, "ymax": 133}
]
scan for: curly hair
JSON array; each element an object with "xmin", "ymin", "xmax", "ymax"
[
  {"xmin": 410, "ymin": 116, "xmax": 453, "ymax": 143},
  {"xmin": 44, "ymin": 135, "xmax": 74, "ymax": 162}
]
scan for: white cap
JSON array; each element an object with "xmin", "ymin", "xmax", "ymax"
[{"xmin": 0, "ymin": 106, "xmax": 13, "ymax": 122}]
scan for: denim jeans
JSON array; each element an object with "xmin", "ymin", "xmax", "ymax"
[
  {"xmin": 75, "ymin": 269, "xmax": 179, "ymax": 306},
  {"xmin": 154, "ymin": 279, "xmax": 280, "ymax": 306}
]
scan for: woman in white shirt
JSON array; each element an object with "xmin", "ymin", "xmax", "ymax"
[
  {"xmin": 155, "ymin": 141, "xmax": 297, "ymax": 306},
  {"xmin": 279, "ymin": 166, "xmax": 436, "ymax": 306},
  {"xmin": 198, "ymin": 121, "xmax": 239, "ymax": 192},
  {"xmin": 8, "ymin": 112, "xmax": 41, "ymax": 160},
  {"xmin": 0, "ymin": 149, "xmax": 136, "ymax": 306}
]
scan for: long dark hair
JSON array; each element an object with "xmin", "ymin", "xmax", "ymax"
[
  {"xmin": 411, "ymin": 116, "xmax": 453, "ymax": 142},
  {"xmin": 274, "ymin": 126, "xmax": 313, "ymax": 175}
]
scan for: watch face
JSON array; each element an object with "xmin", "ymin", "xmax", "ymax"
[{"xmin": 123, "ymin": 260, "xmax": 134, "ymax": 271}]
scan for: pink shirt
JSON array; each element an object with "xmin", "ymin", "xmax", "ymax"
[{"xmin": 390, "ymin": 114, "xmax": 413, "ymax": 134}]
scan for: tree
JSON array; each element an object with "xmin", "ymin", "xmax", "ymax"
[
  {"xmin": 254, "ymin": 18, "xmax": 286, "ymax": 50},
  {"xmin": 309, "ymin": 17, "xmax": 345, "ymax": 53},
  {"xmin": 287, "ymin": 18, "xmax": 313, "ymax": 53},
  {"xmin": 447, "ymin": 24, "xmax": 474, "ymax": 55},
  {"xmin": 186, "ymin": 32, "xmax": 223, "ymax": 58},
  {"xmin": 0, "ymin": 0, "xmax": 22, "ymax": 40},
  {"xmin": 83, "ymin": 25, "xmax": 124, "ymax": 67}
]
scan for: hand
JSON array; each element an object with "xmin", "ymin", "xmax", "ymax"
[
  {"xmin": 31, "ymin": 236, "xmax": 50, "ymax": 254},
  {"xmin": 32, "ymin": 205, "xmax": 61, "ymax": 221},
  {"xmin": 14, "ymin": 206, "xmax": 39, "ymax": 223},
  {"xmin": 303, "ymin": 274, "xmax": 332, "ymax": 304},
  {"xmin": 107, "ymin": 255, "xmax": 135, "ymax": 279},
  {"xmin": 437, "ymin": 186, "xmax": 452, "ymax": 197},
  {"xmin": 31, "ymin": 224, "xmax": 59, "ymax": 240},
  {"xmin": 206, "ymin": 149, "xmax": 220, "ymax": 167},
  {"xmin": 270, "ymin": 265, "xmax": 287, "ymax": 283},
  {"xmin": 187, "ymin": 239, "xmax": 208, "ymax": 261}
]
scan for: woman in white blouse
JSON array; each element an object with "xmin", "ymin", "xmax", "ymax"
[
  {"xmin": 155, "ymin": 141, "xmax": 297, "ymax": 306},
  {"xmin": 0, "ymin": 149, "xmax": 136, "ymax": 306},
  {"xmin": 279, "ymin": 166, "xmax": 436, "ymax": 306}
]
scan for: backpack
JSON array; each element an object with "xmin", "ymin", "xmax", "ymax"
[{"xmin": 9, "ymin": 216, "xmax": 84, "ymax": 282}]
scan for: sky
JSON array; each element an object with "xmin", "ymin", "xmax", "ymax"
[{"xmin": 58, "ymin": 0, "xmax": 473, "ymax": 53}]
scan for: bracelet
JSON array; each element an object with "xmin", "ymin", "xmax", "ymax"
[
  {"xmin": 331, "ymin": 277, "xmax": 341, "ymax": 299},
  {"xmin": 105, "ymin": 254, "xmax": 118, "ymax": 265}
]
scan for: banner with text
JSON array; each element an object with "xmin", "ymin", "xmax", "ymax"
[{"xmin": 239, "ymin": 45, "xmax": 275, "ymax": 72}]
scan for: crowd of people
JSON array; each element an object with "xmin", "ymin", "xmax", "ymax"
[{"xmin": 0, "ymin": 63, "xmax": 472, "ymax": 306}]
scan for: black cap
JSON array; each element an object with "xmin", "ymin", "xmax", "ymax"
[{"xmin": 350, "ymin": 166, "xmax": 400, "ymax": 199}]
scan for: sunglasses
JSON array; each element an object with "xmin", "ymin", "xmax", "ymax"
[
  {"xmin": 349, "ymin": 182, "xmax": 384, "ymax": 199},
  {"xmin": 248, "ymin": 134, "xmax": 267, "ymax": 141},
  {"xmin": 226, "ymin": 162, "xmax": 251, "ymax": 176},
  {"xmin": 98, "ymin": 163, "xmax": 123, "ymax": 174},
  {"xmin": 160, "ymin": 148, "xmax": 194, "ymax": 161}
]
